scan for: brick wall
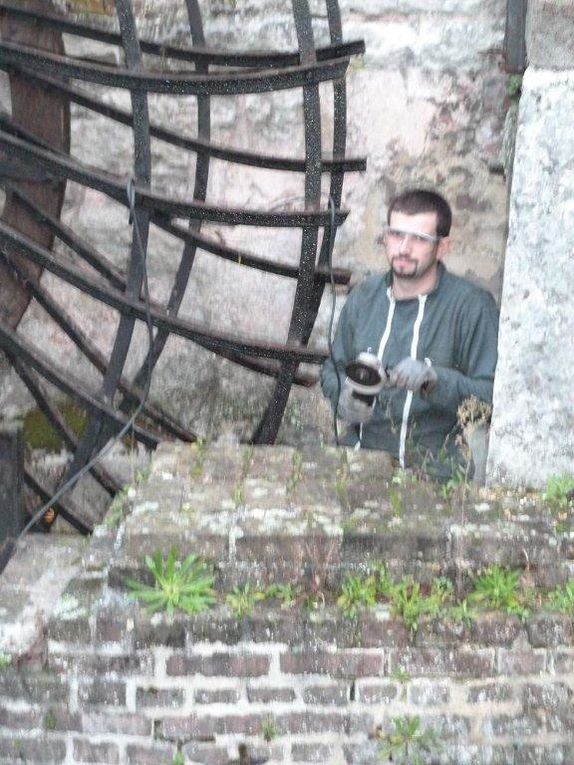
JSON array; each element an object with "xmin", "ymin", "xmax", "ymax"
[{"xmin": 1, "ymin": 445, "xmax": 573, "ymax": 764}]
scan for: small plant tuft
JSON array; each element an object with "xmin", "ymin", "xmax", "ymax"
[
  {"xmin": 172, "ymin": 753, "xmax": 185, "ymax": 765},
  {"xmin": 547, "ymin": 580, "xmax": 574, "ymax": 615},
  {"xmin": 337, "ymin": 573, "xmax": 377, "ymax": 617},
  {"xmin": 378, "ymin": 715, "xmax": 440, "ymax": 765},
  {"xmin": 389, "ymin": 578, "xmax": 443, "ymax": 636},
  {"xmin": 260, "ymin": 715, "xmax": 279, "ymax": 742},
  {"xmin": 127, "ymin": 549, "xmax": 216, "ymax": 616},
  {"xmin": 469, "ymin": 565, "xmax": 530, "ymax": 620},
  {"xmin": 265, "ymin": 583, "xmax": 296, "ymax": 609},
  {"xmin": 542, "ymin": 474, "xmax": 574, "ymax": 510},
  {"xmin": 226, "ymin": 584, "xmax": 266, "ymax": 618}
]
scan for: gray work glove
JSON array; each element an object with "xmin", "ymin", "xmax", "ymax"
[
  {"xmin": 389, "ymin": 358, "xmax": 438, "ymax": 394},
  {"xmin": 337, "ymin": 378, "xmax": 375, "ymax": 424}
]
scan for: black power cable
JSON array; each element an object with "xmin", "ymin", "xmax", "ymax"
[{"xmin": 14, "ymin": 176, "xmax": 155, "ymax": 544}]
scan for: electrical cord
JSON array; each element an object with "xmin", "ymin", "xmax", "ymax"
[
  {"xmin": 326, "ymin": 195, "xmax": 342, "ymax": 446},
  {"xmin": 14, "ymin": 176, "xmax": 155, "ymax": 544}
]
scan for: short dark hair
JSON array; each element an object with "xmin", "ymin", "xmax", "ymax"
[{"xmin": 387, "ymin": 189, "xmax": 452, "ymax": 238}]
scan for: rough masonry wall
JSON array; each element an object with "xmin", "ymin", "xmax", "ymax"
[
  {"xmin": 1, "ymin": 0, "xmax": 510, "ymax": 441},
  {"xmin": 487, "ymin": 0, "xmax": 574, "ymax": 487},
  {"xmin": 1, "ymin": 445, "xmax": 574, "ymax": 765}
]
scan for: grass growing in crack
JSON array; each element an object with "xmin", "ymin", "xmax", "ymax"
[
  {"xmin": 448, "ymin": 598, "xmax": 477, "ymax": 627},
  {"xmin": 389, "ymin": 578, "xmax": 445, "ymax": 636},
  {"xmin": 226, "ymin": 584, "xmax": 266, "ymax": 617},
  {"xmin": 265, "ymin": 583, "xmax": 296, "ymax": 609},
  {"xmin": 172, "ymin": 753, "xmax": 185, "ymax": 765},
  {"xmin": 337, "ymin": 573, "xmax": 377, "ymax": 617},
  {"xmin": 127, "ymin": 549, "xmax": 216, "ymax": 616},
  {"xmin": 286, "ymin": 450, "xmax": 303, "ymax": 494},
  {"xmin": 542, "ymin": 474, "xmax": 574, "ymax": 510},
  {"xmin": 260, "ymin": 715, "xmax": 279, "ymax": 742},
  {"xmin": 547, "ymin": 581, "xmax": 574, "ymax": 615},
  {"xmin": 103, "ymin": 486, "xmax": 129, "ymax": 529},
  {"xmin": 468, "ymin": 565, "xmax": 530, "ymax": 620},
  {"xmin": 378, "ymin": 715, "xmax": 440, "ymax": 765},
  {"xmin": 0, "ymin": 652, "xmax": 12, "ymax": 669}
]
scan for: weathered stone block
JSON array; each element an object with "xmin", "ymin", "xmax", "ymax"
[
  {"xmin": 195, "ymin": 687, "xmax": 241, "ymax": 704},
  {"xmin": 81, "ymin": 711, "xmax": 151, "ymax": 736},
  {"xmin": 126, "ymin": 743, "xmax": 176, "ymax": 765},
  {"xmin": 0, "ymin": 736, "xmax": 66, "ymax": 764},
  {"xmin": 73, "ymin": 739, "xmax": 119, "ymax": 764},
  {"xmin": 482, "ymin": 712, "xmax": 544, "ymax": 738},
  {"xmin": 291, "ymin": 743, "xmax": 338, "ymax": 762},
  {"xmin": 526, "ymin": 614, "xmax": 573, "ymax": 648},
  {"xmin": 136, "ymin": 686, "xmax": 185, "ymax": 709},
  {"xmin": 389, "ymin": 647, "xmax": 496, "ymax": 677},
  {"xmin": 247, "ymin": 685, "xmax": 295, "ymax": 703},
  {"xmin": 276, "ymin": 710, "xmax": 350, "ymax": 735},
  {"xmin": 134, "ymin": 614, "xmax": 187, "ymax": 648},
  {"xmin": 0, "ymin": 670, "xmax": 69, "ymax": 704},
  {"xmin": 355, "ymin": 681, "xmax": 398, "ymax": 704},
  {"xmin": 466, "ymin": 682, "xmax": 514, "ymax": 704},
  {"xmin": 280, "ymin": 650, "xmax": 382, "ymax": 678},
  {"xmin": 498, "ymin": 649, "xmax": 546, "ymax": 676},
  {"xmin": 470, "ymin": 614, "xmax": 522, "ymax": 647},
  {"xmin": 166, "ymin": 651, "xmax": 270, "ymax": 677},
  {"xmin": 409, "ymin": 680, "xmax": 451, "ymax": 706},
  {"xmin": 78, "ymin": 677, "xmax": 126, "ymax": 707},
  {"xmin": 302, "ymin": 682, "xmax": 349, "ymax": 706}
]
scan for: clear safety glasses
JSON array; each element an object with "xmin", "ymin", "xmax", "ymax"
[{"xmin": 379, "ymin": 225, "xmax": 440, "ymax": 247}]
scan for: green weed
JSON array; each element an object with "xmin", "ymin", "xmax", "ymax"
[
  {"xmin": 448, "ymin": 598, "xmax": 477, "ymax": 627},
  {"xmin": 378, "ymin": 715, "xmax": 440, "ymax": 765},
  {"xmin": 103, "ymin": 486, "xmax": 129, "ymax": 529},
  {"xmin": 172, "ymin": 753, "xmax": 185, "ymax": 765},
  {"xmin": 469, "ymin": 565, "xmax": 530, "ymax": 620},
  {"xmin": 226, "ymin": 584, "xmax": 266, "ymax": 618},
  {"xmin": 542, "ymin": 474, "xmax": 574, "ymax": 510},
  {"xmin": 389, "ymin": 578, "xmax": 443, "ymax": 636},
  {"xmin": 0, "ymin": 652, "xmax": 12, "ymax": 669},
  {"xmin": 265, "ymin": 583, "xmax": 296, "ymax": 609},
  {"xmin": 260, "ymin": 715, "xmax": 279, "ymax": 742},
  {"xmin": 337, "ymin": 573, "xmax": 377, "ymax": 617},
  {"xmin": 287, "ymin": 450, "xmax": 304, "ymax": 493},
  {"xmin": 440, "ymin": 465, "xmax": 468, "ymax": 500},
  {"xmin": 127, "ymin": 549, "xmax": 216, "ymax": 616},
  {"xmin": 547, "ymin": 581, "xmax": 574, "ymax": 615}
]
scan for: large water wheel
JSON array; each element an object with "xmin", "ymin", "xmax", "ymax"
[{"xmin": 0, "ymin": 0, "xmax": 364, "ymax": 532}]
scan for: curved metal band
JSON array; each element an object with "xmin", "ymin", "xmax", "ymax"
[
  {"xmin": 252, "ymin": 0, "xmax": 324, "ymax": 443},
  {"xmin": 0, "ymin": 2, "xmax": 364, "ymax": 68},
  {"xmin": 0, "ymin": 221, "xmax": 328, "ymax": 365},
  {"xmin": 0, "ymin": 130, "xmax": 348, "ymax": 227},
  {"xmin": 17, "ymin": 71, "xmax": 365, "ymax": 174},
  {"xmin": 57, "ymin": 0, "xmax": 155, "ymax": 508},
  {"xmin": 0, "ymin": 321, "xmax": 161, "ymax": 449},
  {"xmin": 0, "ymin": 39, "xmax": 350, "ymax": 96}
]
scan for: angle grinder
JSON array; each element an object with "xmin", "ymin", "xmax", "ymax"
[{"xmin": 344, "ymin": 351, "xmax": 387, "ymax": 405}]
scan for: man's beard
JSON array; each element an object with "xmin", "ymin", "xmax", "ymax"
[{"xmin": 391, "ymin": 252, "xmax": 437, "ymax": 281}]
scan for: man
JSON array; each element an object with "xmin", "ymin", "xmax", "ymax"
[{"xmin": 321, "ymin": 189, "xmax": 499, "ymax": 475}]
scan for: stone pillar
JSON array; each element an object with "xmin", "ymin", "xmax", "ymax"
[
  {"xmin": 0, "ymin": 423, "xmax": 24, "ymax": 572},
  {"xmin": 487, "ymin": 0, "xmax": 574, "ymax": 486}
]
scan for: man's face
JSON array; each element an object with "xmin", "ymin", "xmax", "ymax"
[{"xmin": 384, "ymin": 210, "xmax": 447, "ymax": 282}]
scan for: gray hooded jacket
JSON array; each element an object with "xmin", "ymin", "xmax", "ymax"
[{"xmin": 321, "ymin": 263, "xmax": 499, "ymax": 471}]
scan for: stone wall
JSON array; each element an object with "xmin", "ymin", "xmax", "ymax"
[
  {"xmin": 1, "ymin": 444, "xmax": 573, "ymax": 764},
  {"xmin": 0, "ymin": 0, "xmax": 510, "ymax": 441},
  {"xmin": 487, "ymin": 0, "xmax": 574, "ymax": 486}
]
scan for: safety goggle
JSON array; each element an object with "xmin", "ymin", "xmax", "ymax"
[{"xmin": 379, "ymin": 225, "xmax": 440, "ymax": 246}]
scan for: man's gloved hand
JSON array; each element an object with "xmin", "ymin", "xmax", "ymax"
[
  {"xmin": 337, "ymin": 379, "xmax": 375, "ymax": 424},
  {"xmin": 389, "ymin": 358, "xmax": 438, "ymax": 394}
]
